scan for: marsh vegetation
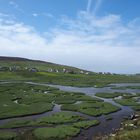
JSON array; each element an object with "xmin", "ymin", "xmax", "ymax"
[{"xmin": 0, "ymin": 58, "xmax": 140, "ymax": 140}]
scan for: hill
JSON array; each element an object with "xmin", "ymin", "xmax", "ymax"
[
  {"xmin": 0, "ymin": 56, "xmax": 90, "ymax": 74},
  {"xmin": 0, "ymin": 56, "xmax": 140, "ymax": 87}
]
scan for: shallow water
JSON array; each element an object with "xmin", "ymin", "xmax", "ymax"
[
  {"xmin": 45, "ymin": 83, "xmax": 134, "ymax": 139},
  {"xmin": 25, "ymin": 82, "xmax": 136, "ymax": 139},
  {"xmin": 0, "ymin": 82, "xmax": 139, "ymax": 139}
]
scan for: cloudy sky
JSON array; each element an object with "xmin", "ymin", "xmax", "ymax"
[{"xmin": 0, "ymin": 0, "xmax": 140, "ymax": 74}]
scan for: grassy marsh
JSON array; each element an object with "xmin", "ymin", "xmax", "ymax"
[
  {"xmin": 95, "ymin": 92, "xmax": 131, "ymax": 98},
  {"xmin": 61, "ymin": 102, "xmax": 120, "ymax": 116},
  {"xmin": 0, "ymin": 112, "xmax": 85, "ymax": 129},
  {"xmin": 33, "ymin": 125, "xmax": 80, "ymax": 140},
  {"xmin": 0, "ymin": 131, "xmax": 17, "ymax": 140}
]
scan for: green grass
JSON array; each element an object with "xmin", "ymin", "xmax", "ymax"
[
  {"xmin": 1, "ymin": 57, "xmax": 140, "ymax": 87},
  {"xmin": 37, "ymin": 112, "xmax": 85, "ymax": 124},
  {"xmin": 107, "ymin": 112, "xmax": 140, "ymax": 140},
  {"xmin": 114, "ymin": 98, "xmax": 140, "ymax": 106},
  {"xmin": 0, "ymin": 57, "xmax": 84, "ymax": 74},
  {"xmin": 1, "ymin": 70, "xmax": 140, "ymax": 87},
  {"xmin": 0, "ymin": 82, "xmax": 108, "ymax": 119},
  {"xmin": 111, "ymin": 86, "xmax": 128, "ymax": 90},
  {"xmin": 108, "ymin": 129, "xmax": 140, "ymax": 140},
  {"xmin": 1, "ymin": 57, "xmax": 140, "ymax": 140},
  {"xmin": 0, "ymin": 99, "xmax": 54, "ymax": 119},
  {"xmin": 95, "ymin": 92, "xmax": 131, "ymax": 98},
  {"xmin": 0, "ymin": 83, "xmax": 58, "ymax": 119},
  {"xmin": 0, "ymin": 131, "xmax": 17, "ymax": 140},
  {"xmin": 61, "ymin": 102, "xmax": 120, "ymax": 116},
  {"xmin": 114, "ymin": 97, "xmax": 140, "ymax": 111},
  {"xmin": 0, "ymin": 119, "xmax": 35, "ymax": 129},
  {"xmin": 112, "ymin": 86, "xmax": 140, "ymax": 90},
  {"xmin": 33, "ymin": 125, "xmax": 80, "ymax": 140},
  {"xmin": 73, "ymin": 120, "xmax": 100, "ymax": 129},
  {"xmin": 0, "ymin": 112, "xmax": 85, "ymax": 129}
]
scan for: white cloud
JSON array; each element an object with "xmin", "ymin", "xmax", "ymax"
[
  {"xmin": 32, "ymin": 13, "xmax": 38, "ymax": 17},
  {"xmin": 0, "ymin": 11, "xmax": 140, "ymax": 74},
  {"xmin": 32, "ymin": 12, "xmax": 54, "ymax": 18},
  {"xmin": 87, "ymin": 0, "xmax": 104, "ymax": 15},
  {"xmin": 87, "ymin": 0, "xmax": 92, "ymax": 13},
  {"xmin": 93, "ymin": 0, "xmax": 103, "ymax": 15}
]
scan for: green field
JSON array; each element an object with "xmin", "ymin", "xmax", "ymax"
[
  {"xmin": 95, "ymin": 92, "xmax": 131, "ymax": 98},
  {"xmin": 112, "ymin": 86, "xmax": 140, "ymax": 90},
  {"xmin": 0, "ymin": 83, "xmax": 58, "ymax": 119},
  {"xmin": 0, "ymin": 83, "xmax": 119, "ymax": 119},
  {"xmin": 1, "ymin": 71, "xmax": 140, "ymax": 87},
  {"xmin": 0, "ymin": 112, "xmax": 85, "ymax": 129},
  {"xmin": 0, "ymin": 57, "xmax": 140, "ymax": 140},
  {"xmin": 61, "ymin": 102, "xmax": 120, "ymax": 116},
  {"xmin": 0, "ymin": 131, "xmax": 17, "ymax": 140},
  {"xmin": 0, "ymin": 57, "xmax": 140, "ymax": 87},
  {"xmin": 33, "ymin": 125, "xmax": 80, "ymax": 140},
  {"xmin": 0, "ymin": 82, "xmax": 121, "ymax": 140},
  {"xmin": 73, "ymin": 120, "xmax": 100, "ymax": 129}
]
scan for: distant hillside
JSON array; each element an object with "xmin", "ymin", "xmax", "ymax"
[
  {"xmin": 1, "ymin": 56, "xmax": 140, "ymax": 87},
  {"xmin": 0, "ymin": 56, "xmax": 91, "ymax": 74}
]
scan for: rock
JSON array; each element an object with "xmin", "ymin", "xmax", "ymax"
[
  {"xmin": 130, "ymin": 113, "xmax": 136, "ymax": 120},
  {"xmin": 110, "ymin": 134, "xmax": 116, "ymax": 137},
  {"xmin": 133, "ymin": 119, "xmax": 138, "ymax": 121},
  {"xmin": 129, "ymin": 124, "xmax": 134, "ymax": 126},
  {"xmin": 135, "ymin": 114, "xmax": 140, "ymax": 118}
]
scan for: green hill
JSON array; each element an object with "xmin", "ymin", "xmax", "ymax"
[
  {"xmin": 0, "ymin": 56, "xmax": 90, "ymax": 74},
  {"xmin": 0, "ymin": 56, "xmax": 140, "ymax": 87}
]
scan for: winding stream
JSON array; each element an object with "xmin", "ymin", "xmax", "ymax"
[{"xmin": 0, "ymin": 82, "xmax": 140, "ymax": 139}]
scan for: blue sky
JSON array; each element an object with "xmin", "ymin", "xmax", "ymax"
[
  {"xmin": 0, "ymin": 0, "xmax": 139, "ymax": 31},
  {"xmin": 0, "ymin": 0, "xmax": 140, "ymax": 73}
]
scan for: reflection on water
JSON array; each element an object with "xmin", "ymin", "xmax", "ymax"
[
  {"xmin": 0, "ymin": 81, "xmax": 140, "ymax": 139},
  {"xmin": 46, "ymin": 83, "xmax": 134, "ymax": 139}
]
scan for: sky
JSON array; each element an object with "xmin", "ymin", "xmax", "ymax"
[{"xmin": 0, "ymin": 0, "xmax": 140, "ymax": 74}]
